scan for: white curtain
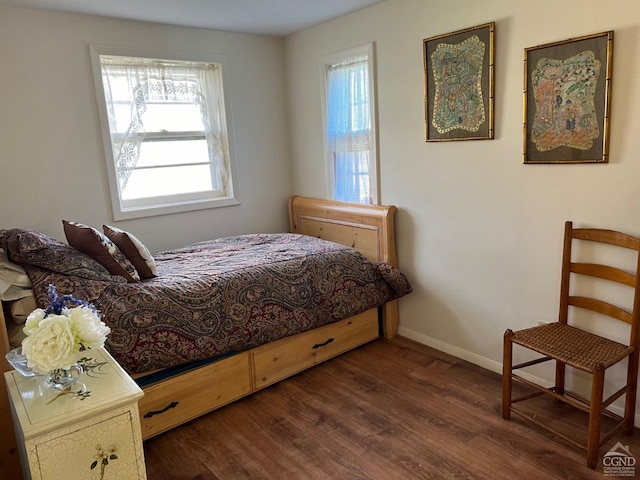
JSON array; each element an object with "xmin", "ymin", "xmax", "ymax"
[
  {"xmin": 100, "ymin": 57, "xmax": 228, "ymax": 191},
  {"xmin": 326, "ymin": 56, "xmax": 372, "ymax": 204}
]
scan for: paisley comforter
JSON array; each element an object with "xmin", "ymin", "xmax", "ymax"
[{"xmin": 4, "ymin": 232, "xmax": 411, "ymax": 374}]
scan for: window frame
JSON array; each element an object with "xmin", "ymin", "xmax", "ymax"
[
  {"xmin": 90, "ymin": 45, "xmax": 240, "ymax": 220},
  {"xmin": 320, "ymin": 43, "xmax": 379, "ymax": 205}
]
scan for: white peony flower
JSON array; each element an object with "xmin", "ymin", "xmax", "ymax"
[
  {"xmin": 19, "ymin": 285, "xmax": 111, "ymax": 376},
  {"xmin": 21, "ymin": 314, "xmax": 78, "ymax": 374},
  {"xmin": 68, "ymin": 306, "xmax": 111, "ymax": 350},
  {"xmin": 23, "ymin": 308, "xmax": 47, "ymax": 336}
]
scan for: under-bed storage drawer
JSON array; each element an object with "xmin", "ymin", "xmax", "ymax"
[
  {"xmin": 139, "ymin": 351, "xmax": 251, "ymax": 439},
  {"xmin": 252, "ymin": 308, "xmax": 379, "ymax": 390}
]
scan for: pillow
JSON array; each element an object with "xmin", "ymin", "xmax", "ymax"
[
  {"xmin": 103, "ymin": 225, "xmax": 157, "ymax": 279},
  {"xmin": 62, "ymin": 221, "xmax": 140, "ymax": 283},
  {"xmin": 9, "ymin": 296, "xmax": 37, "ymax": 324},
  {"xmin": 0, "ymin": 229, "xmax": 116, "ymax": 282}
]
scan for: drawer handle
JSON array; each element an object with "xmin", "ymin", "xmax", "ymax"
[
  {"xmin": 312, "ymin": 337, "xmax": 335, "ymax": 349},
  {"xmin": 144, "ymin": 401, "xmax": 179, "ymax": 418}
]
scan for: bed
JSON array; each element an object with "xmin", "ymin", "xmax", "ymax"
[{"xmin": 0, "ymin": 196, "xmax": 410, "ymax": 441}]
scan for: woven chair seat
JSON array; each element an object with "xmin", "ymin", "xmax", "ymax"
[{"xmin": 512, "ymin": 322, "xmax": 633, "ymax": 373}]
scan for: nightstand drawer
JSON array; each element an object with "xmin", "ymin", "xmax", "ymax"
[
  {"xmin": 138, "ymin": 351, "xmax": 251, "ymax": 439},
  {"xmin": 25, "ymin": 406, "xmax": 144, "ymax": 480},
  {"xmin": 252, "ymin": 308, "xmax": 379, "ymax": 390}
]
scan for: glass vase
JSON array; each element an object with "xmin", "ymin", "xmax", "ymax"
[
  {"xmin": 5, "ymin": 347, "xmax": 35, "ymax": 377},
  {"xmin": 45, "ymin": 363, "xmax": 83, "ymax": 390}
]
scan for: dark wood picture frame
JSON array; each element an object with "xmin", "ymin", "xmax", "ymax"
[
  {"xmin": 524, "ymin": 31, "xmax": 613, "ymax": 164},
  {"xmin": 423, "ymin": 22, "xmax": 495, "ymax": 142}
]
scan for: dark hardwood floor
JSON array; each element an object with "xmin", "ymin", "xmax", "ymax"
[{"xmin": 143, "ymin": 337, "xmax": 640, "ymax": 479}]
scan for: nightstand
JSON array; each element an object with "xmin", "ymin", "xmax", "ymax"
[{"xmin": 4, "ymin": 348, "xmax": 146, "ymax": 480}]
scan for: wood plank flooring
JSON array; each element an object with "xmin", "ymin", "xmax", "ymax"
[{"xmin": 143, "ymin": 337, "xmax": 640, "ymax": 479}]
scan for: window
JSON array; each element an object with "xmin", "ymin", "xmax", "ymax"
[
  {"xmin": 90, "ymin": 46, "xmax": 238, "ymax": 220},
  {"xmin": 322, "ymin": 43, "xmax": 378, "ymax": 205}
]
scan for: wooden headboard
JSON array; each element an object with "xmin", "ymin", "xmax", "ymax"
[{"xmin": 288, "ymin": 195, "xmax": 400, "ymax": 338}]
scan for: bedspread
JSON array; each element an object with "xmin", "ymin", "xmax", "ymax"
[{"xmin": 14, "ymin": 233, "xmax": 411, "ymax": 373}]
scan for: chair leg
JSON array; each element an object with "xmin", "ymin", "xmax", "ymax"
[
  {"xmin": 587, "ymin": 364, "xmax": 605, "ymax": 469},
  {"xmin": 502, "ymin": 329, "xmax": 514, "ymax": 420},
  {"xmin": 624, "ymin": 351, "xmax": 639, "ymax": 435},
  {"xmin": 555, "ymin": 359, "xmax": 566, "ymax": 395}
]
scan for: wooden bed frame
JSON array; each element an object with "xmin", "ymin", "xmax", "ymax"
[{"xmin": 0, "ymin": 195, "xmax": 400, "ymax": 475}]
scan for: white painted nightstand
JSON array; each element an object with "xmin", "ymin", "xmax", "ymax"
[{"xmin": 4, "ymin": 348, "xmax": 146, "ymax": 480}]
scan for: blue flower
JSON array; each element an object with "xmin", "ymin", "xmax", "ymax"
[{"xmin": 44, "ymin": 284, "xmax": 99, "ymax": 317}]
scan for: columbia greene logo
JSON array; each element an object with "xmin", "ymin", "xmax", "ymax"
[{"xmin": 603, "ymin": 442, "xmax": 636, "ymax": 477}]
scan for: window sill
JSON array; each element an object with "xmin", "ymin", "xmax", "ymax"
[{"xmin": 112, "ymin": 195, "xmax": 240, "ymax": 220}]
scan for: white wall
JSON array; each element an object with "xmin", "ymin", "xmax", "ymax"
[
  {"xmin": 286, "ymin": 0, "xmax": 640, "ymax": 415},
  {"xmin": 0, "ymin": 7, "xmax": 292, "ymax": 252}
]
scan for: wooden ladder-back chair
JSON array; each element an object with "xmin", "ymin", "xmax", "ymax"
[{"xmin": 502, "ymin": 221, "xmax": 640, "ymax": 469}]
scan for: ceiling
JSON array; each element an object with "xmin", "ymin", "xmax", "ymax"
[{"xmin": 0, "ymin": 0, "xmax": 386, "ymax": 36}]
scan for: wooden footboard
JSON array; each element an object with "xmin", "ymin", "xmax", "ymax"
[{"xmin": 289, "ymin": 195, "xmax": 400, "ymax": 337}]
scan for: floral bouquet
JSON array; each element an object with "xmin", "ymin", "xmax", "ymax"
[{"xmin": 21, "ymin": 284, "xmax": 111, "ymax": 375}]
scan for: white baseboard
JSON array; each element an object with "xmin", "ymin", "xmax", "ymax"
[{"xmin": 397, "ymin": 326, "xmax": 640, "ymax": 427}]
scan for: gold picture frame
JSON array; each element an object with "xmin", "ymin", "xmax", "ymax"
[
  {"xmin": 523, "ymin": 31, "xmax": 613, "ymax": 164},
  {"xmin": 423, "ymin": 22, "xmax": 495, "ymax": 142}
]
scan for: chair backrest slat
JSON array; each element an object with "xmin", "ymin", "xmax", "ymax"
[
  {"xmin": 571, "ymin": 262, "xmax": 636, "ymax": 287},
  {"xmin": 573, "ymin": 228, "xmax": 640, "ymax": 250},
  {"xmin": 568, "ymin": 295, "xmax": 633, "ymax": 324}
]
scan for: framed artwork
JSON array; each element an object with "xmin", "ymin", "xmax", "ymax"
[
  {"xmin": 423, "ymin": 22, "xmax": 495, "ymax": 142},
  {"xmin": 524, "ymin": 31, "xmax": 613, "ymax": 164}
]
